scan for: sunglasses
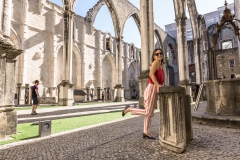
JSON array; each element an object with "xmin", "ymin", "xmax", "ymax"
[{"xmin": 155, "ymin": 53, "xmax": 163, "ymax": 56}]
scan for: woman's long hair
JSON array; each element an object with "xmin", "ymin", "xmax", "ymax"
[{"xmin": 151, "ymin": 48, "xmax": 164, "ymax": 65}]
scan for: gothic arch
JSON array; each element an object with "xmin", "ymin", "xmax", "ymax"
[
  {"xmin": 101, "ymin": 54, "xmax": 116, "ymax": 89},
  {"xmin": 121, "ymin": 12, "xmax": 141, "ymax": 35},
  {"xmin": 72, "ymin": 44, "xmax": 82, "ymax": 88},
  {"xmin": 85, "ymin": 0, "xmax": 121, "ymax": 38},
  {"xmin": 154, "ymin": 29, "xmax": 164, "ymax": 51}
]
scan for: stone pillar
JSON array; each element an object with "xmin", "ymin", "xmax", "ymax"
[
  {"xmin": 21, "ymin": 0, "xmax": 29, "ymax": 84},
  {"xmin": 24, "ymin": 84, "xmax": 29, "ymax": 105},
  {"xmin": 114, "ymin": 38, "xmax": 125, "ymax": 102},
  {"xmin": 0, "ymin": 57, "xmax": 6, "ymax": 106},
  {"xmin": 159, "ymin": 86, "xmax": 192, "ymax": 153},
  {"xmin": 16, "ymin": 83, "xmax": 22, "ymax": 105},
  {"xmin": 138, "ymin": 0, "xmax": 155, "ymax": 108},
  {"xmin": 0, "ymin": 0, "xmax": 3, "ymax": 34},
  {"xmin": 0, "ymin": 112, "xmax": 7, "ymax": 139},
  {"xmin": 50, "ymin": 7, "xmax": 57, "ymax": 88},
  {"xmin": 97, "ymin": 87, "xmax": 101, "ymax": 100},
  {"xmin": 194, "ymin": 39, "xmax": 201, "ymax": 85},
  {"xmin": 2, "ymin": 0, "xmax": 12, "ymax": 39},
  {"xmin": 174, "ymin": 0, "xmax": 191, "ymax": 95},
  {"xmin": 58, "ymin": 10, "xmax": 75, "ymax": 106},
  {"xmin": 58, "ymin": 80, "xmax": 74, "ymax": 106},
  {"xmin": 86, "ymin": 87, "xmax": 90, "ymax": 101},
  {"xmin": 4, "ymin": 59, "xmax": 16, "ymax": 111}
]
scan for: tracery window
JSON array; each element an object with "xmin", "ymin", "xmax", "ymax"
[{"xmin": 221, "ymin": 40, "xmax": 232, "ymax": 50}]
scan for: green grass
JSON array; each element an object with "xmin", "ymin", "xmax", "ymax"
[{"xmin": 0, "ymin": 111, "xmax": 131, "ymax": 145}]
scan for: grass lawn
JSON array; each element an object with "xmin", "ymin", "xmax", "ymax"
[{"xmin": 0, "ymin": 111, "xmax": 131, "ymax": 145}]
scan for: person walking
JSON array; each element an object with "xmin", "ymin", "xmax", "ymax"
[
  {"xmin": 122, "ymin": 48, "xmax": 165, "ymax": 140},
  {"xmin": 31, "ymin": 80, "xmax": 40, "ymax": 115}
]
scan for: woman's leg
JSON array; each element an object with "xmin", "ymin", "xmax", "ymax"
[
  {"xmin": 129, "ymin": 84, "xmax": 155, "ymax": 116},
  {"xmin": 143, "ymin": 85, "xmax": 157, "ymax": 134}
]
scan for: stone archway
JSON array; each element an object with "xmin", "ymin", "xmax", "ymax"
[
  {"xmin": 101, "ymin": 54, "xmax": 116, "ymax": 101},
  {"xmin": 85, "ymin": 0, "xmax": 121, "ymax": 38}
]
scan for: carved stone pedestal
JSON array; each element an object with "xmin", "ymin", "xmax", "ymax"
[
  {"xmin": 58, "ymin": 80, "xmax": 74, "ymax": 106},
  {"xmin": 6, "ymin": 111, "xmax": 17, "ymax": 135},
  {"xmin": 0, "ymin": 112, "xmax": 7, "ymax": 139},
  {"xmin": 138, "ymin": 70, "xmax": 149, "ymax": 108},
  {"xmin": 159, "ymin": 86, "xmax": 192, "ymax": 153},
  {"xmin": 114, "ymin": 84, "xmax": 125, "ymax": 102}
]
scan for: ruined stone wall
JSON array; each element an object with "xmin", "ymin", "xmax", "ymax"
[
  {"xmin": 216, "ymin": 48, "xmax": 240, "ymax": 79},
  {"xmin": 11, "ymin": 0, "xmax": 141, "ymax": 102}
]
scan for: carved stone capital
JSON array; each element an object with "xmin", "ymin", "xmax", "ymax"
[{"xmin": 175, "ymin": 16, "xmax": 187, "ymax": 26}]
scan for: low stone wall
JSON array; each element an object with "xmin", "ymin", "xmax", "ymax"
[
  {"xmin": 206, "ymin": 78, "xmax": 240, "ymax": 116},
  {"xmin": 40, "ymin": 97, "xmax": 57, "ymax": 104}
]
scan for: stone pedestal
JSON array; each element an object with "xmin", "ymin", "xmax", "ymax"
[
  {"xmin": 58, "ymin": 80, "xmax": 74, "ymax": 106},
  {"xmin": 97, "ymin": 87, "xmax": 101, "ymax": 100},
  {"xmin": 138, "ymin": 70, "xmax": 149, "ymax": 108},
  {"xmin": 159, "ymin": 86, "xmax": 192, "ymax": 153},
  {"xmin": 6, "ymin": 111, "xmax": 17, "ymax": 135},
  {"xmin": 0, "ymin": 112, "xmax": 7, "ymax": 139},
  {"xmin": 206, "ymin": 79, "xmax": 240, "ymax": 116},
  {"xmin": 114, "ymin": 84, "xmax": 125, "ymax": 102}
]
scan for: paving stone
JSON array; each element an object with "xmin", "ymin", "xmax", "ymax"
[{"xmin": 0, "ymin": 111, "xmax": 239, "ymax": 159}]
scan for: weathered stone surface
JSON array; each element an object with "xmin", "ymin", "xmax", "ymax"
[
  {"xmin": 206, "ymin": 78, "xmax": 240, "ymax": 116},
  {"xmin": 159, "ymin": 86, "xmax": 191, "ymax": 153},
  {"xmin": 5, "ymin": 111, "xmax": 17, "ymax": 135},
  {"xmin": 0, "ymin": 112, "xmax": 7, "ymax": 139}
]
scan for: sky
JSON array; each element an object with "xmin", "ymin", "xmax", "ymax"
[{"xmin": 49, "ymin": 0, "xmax": 234, "ymax": 48}]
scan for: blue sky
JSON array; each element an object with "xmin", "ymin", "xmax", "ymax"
[{"xmin": 49, "ymin": 0, "xmax": 234, "ymax": 48}]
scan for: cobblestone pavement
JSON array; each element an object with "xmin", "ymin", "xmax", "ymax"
[{"xmin": 0, "ymin": 112, "xmax": 240, "ymax": 160}]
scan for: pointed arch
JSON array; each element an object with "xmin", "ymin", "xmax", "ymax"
[
  {"xmin": 101, "ymin": 54, "xmax": 116, "ymax": 89},
  {"xmin": 85, "ymin": 0, "xmax": 121, "ymax": 38},
  {"xmin": 121, "ymin": 12, "xmax": 141, "ymax": 35}
]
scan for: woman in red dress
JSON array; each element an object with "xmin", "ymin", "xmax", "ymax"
[{"xmin": 122, "ymin": 48, "xmax": 165, "ymax": 139}]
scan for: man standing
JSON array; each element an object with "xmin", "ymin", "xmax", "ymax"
[{"xmin": 31, "ymin": 80, "xmax": 40, "ymax": 115}]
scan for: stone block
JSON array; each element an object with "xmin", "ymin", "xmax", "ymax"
[
  {"xmin": 40, "ymin": 97, "xmax": 57, "ymax": 104},
  {"xmin": 159, "ymin": 86, "xmax": 191, "ymax": 153},
  {"xmin": 206, "ymin": 79, "xmax": 240, "ymax": 116},
  {"xmin": 0, "ymin": 112, "xmax": 7, "ymax": 139},
  {"xmin": 6, "ymin": 111, "xmax": 17, "ymax": 135}
]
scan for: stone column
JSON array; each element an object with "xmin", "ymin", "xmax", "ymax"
[
  {"xmin": 174, "ymin": 0, "xmax": 191, "ymax": 95},
  {"xmin": 114, "ymin": 37, "xmax": 125, "ymax": 102},
  {"xmin": 2, "ymin": 0, "xmax": 12, "ymax": 39},
  {"xmin": 24, "ymin": 84, "xmax": 30, "ymax": 104},
  {"xmin": 0, "ymin": 57, "xmax": 6, "ymax": 106},
  {"xmin": 96, "ymin": 30, "xmax": 102, "ymax": 91},
  {"xmin": 86, "ymin": 87, "xmax": 90, "ymax": 101},
  {"xmin": 50, "ymin": 7, "xmax": 57, "ymax": 88},
  {"xmin": 58, "ymin": 10, "xmax": 75, "ymax": 106},
  {"xmin": 4, "ymin": 58, "xmax": 16, "ymax": 110},
  {"xmin": 138, "ymin": 0, "xmax": 155, "ymax": 108},
  {"xmin": 16, "ymin": 83, "xmax": 22, "ymax": 105},
  {"xmin": 0, "ymin": 0, "xmax": 3, "ymax": 34},
  {"xmin": 21, "ymin": 0, "xmax": 29, "ymax": 84},
  {"xmin": 97, "ymin": 87, "xmax": 101, "ymax": 100}
]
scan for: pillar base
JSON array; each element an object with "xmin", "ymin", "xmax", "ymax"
[
  {"xmin": 138, "ymin": 70, "xmax": 150, "ymax": 108},
  {"xmin": 6, "ymin": 111, "xmax": 17, "ymax": 135},
  {"xmin": 58, "ymin": 80, "xmax": 74, "ymax": 106},
  {"xmin": 0, "ymin": 112, "xmax": 7, "ymax": 139},
  {"xmin": 114, "ymin": 84, "xmax": 125, "ymax": 102}
]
